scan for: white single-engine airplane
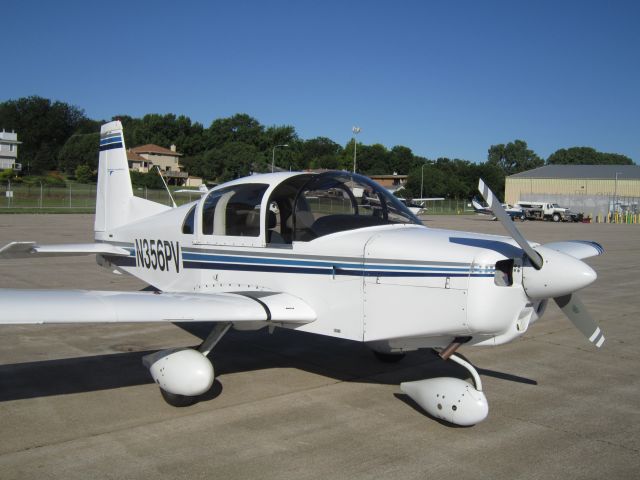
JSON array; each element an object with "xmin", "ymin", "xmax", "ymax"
[
  {"xmin": 0, "ymin": 121, "xmax": 605, "ymax": 426},
  {"xmin": 397, "ymin": 197, "xmax": 445, "ymax": 216},
  {"xmin": 472, "ymin": 196, "xmax": 525, "ymax": 221}
]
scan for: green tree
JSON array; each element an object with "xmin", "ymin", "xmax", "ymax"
[
  {"xmin": 206, "ymin": 114, "xmax": 264, "ymax": 150},
  {"xmin": 0, "ymin": 96, "xmax": 88, "ymax": 173},
  {"xmin": 130, "ymin": 170, "xmax": 165, "ymax": 189},
  {"xmin": 547, "ymin": 147, "xmax": 634, "ymax": 165},
  {"xmin": 487, "ymin": 140, "xmax": 543, "ymax": 175},
  {"xmin": 405, "ymin": 162, "xmax": 449, "ymax": 198},
  {"xmin": 475, "ymin": 162, "xmax": 506, "ymax": 198},
  {"xmin": 389, "ymin": 146, "xmax": 418, "ymax": 174},
  {"xmin": 264, "ymin": 125, "xmax": 298, "ymax": 150},
  {"xmin": 115, "ymin": 113, "xmax": 205, "ymax": 156},
  {"xmin": 353, "ymin": 143, "xmax": 391, "ymax": 175},
  {"xmin": 192, "ymin": 142, "xmax": 265, "ymax": 182},
  {"xmin": 74, "ymin": 164, "xmax": 94, "ymax": 183},
  {"xmin": 300, "ymin": 137, "xmax": 342, "ymax": 170},
  {"xmin": 58, "ymin": 132, "xmax": 100, "ymax": 173}
]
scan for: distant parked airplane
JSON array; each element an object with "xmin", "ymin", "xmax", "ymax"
[{"xmin": 472, "ymin": 196, "xmax": 525, "ymax": 221}]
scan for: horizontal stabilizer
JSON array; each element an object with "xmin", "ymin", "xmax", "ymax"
[
  {"xmin": 0, "ymin": 289, "xmax": 316, "ymax": 325},
  {"xmin": 0, "ymin": 242, "xmax": 131, "ymax": 259}
]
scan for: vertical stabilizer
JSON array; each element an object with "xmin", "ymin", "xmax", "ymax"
[
  {"xmin": 95, "ymin": 121, "xmax": 133, "ymax": 233},
  {"xmin": 95, "ymin": 121, "xmax": 170, "ymax": 238}
]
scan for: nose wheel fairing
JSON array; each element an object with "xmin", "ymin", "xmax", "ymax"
[{"xmin": 401, "ymin": 353, "xmax": 489, "ymax": 426}]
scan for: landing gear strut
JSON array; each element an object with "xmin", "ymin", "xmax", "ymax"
[{"xmin": 198, "ymin": 322, "xmax": 232, "ymax": 356}]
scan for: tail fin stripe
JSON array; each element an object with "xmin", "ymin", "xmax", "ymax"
[
  {"xmin": 100, "ymin": 133, "xmax": 122, "ymax": 140},
  {"xmin": 99, "ymin": 142, "xmax": 123, "ymax": 151}
]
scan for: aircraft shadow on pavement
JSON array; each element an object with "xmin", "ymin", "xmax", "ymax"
[{"xmin": 0, "ymin": 324, "xmax": 535, "ymax": 402}]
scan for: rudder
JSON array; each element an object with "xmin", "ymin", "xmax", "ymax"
[{"xmin": 95, "ymin": 121, "xmax": 169, "ymax": 239}]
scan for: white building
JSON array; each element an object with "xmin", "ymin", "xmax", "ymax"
[{"xmin": 0, "ymin": 130, "xmax": 21, "ymax": 171}]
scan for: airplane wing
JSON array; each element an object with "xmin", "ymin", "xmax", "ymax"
[
  {"xmin": 0, "ymin": 289, "xmax": 316, "ymax": 325},
  {"xmin": 175, "ymin": 185, "xmax": 209, "ymax": 195},
  {"xmin": 413, "ymin": 198, "xmax": 445, "ymax": 202},
  {"xmin": 0, "ymin": 242, "xmax": 131, "ymax": 259},
  {"xmin": 542, "ymin": 241, "xmax": 604, "ymax": 260},
  {"xmin": 174, "ymin": 190, "xmax": 206, "ymax": 195}
]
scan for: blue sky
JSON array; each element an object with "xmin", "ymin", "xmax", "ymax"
[{"xmin": 3, "ymin": 0, "xmax": 639, "ymax": 163}]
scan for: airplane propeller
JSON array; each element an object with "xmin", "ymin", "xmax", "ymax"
[
  {"xmin": 478, "ymin": 180, "xmax": 543, "ymax": 269},
  {"xmin": 477, "ymin": 180, "xmax": 605, "ymax": 348}
]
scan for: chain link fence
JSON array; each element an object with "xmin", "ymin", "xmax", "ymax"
[
  {"xmin": 0, "ymin": 182, "xmax": 182, "ymax": 211},
  {"xmin": 0, "ymin": 182, "xmax": 476, "ymax": 215}
]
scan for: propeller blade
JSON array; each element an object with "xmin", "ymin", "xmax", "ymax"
[
  {"xmin": 477, "ymin": 179, "xmax": 543, "ymax": 269},
  {"xmin": 554, "ymin": 294, "xmax": 605, "ymax": 348}
]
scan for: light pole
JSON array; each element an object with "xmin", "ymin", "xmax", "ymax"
[
  {"xmin": 352, "ymin": 126, "xmax": 361, "ymax": 173},
  {"xmin": 271, "ymin": 144, "xmax": 289, "ymax": 173},
  {"xmin": 420, "ymin": 163, "xmax": 426, "ymax": 199}
]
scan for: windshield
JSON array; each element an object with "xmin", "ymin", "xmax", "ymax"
[{"xmin": 290, "ymin": 171, "xmax": 420, "ymax": 241}]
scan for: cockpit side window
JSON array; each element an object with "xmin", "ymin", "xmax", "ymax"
[
  {"xmin": 201, "ymin": 183, "xmax": 268, "ymax": 237},
  {"xmin": 264, "ymin": 174, "xmax": 313, "ymax": 245},
  {"xmin": 182, "ymin": 205, "xmax": 196, "ymax": 234},
  {"xmin": 292, "ymin": 172, "xmax": 420, "ymax": 241}
]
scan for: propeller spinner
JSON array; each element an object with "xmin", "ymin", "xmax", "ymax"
[{"xmin": 477, "ymin": 180, "xmax": 605, "ymax": 348}]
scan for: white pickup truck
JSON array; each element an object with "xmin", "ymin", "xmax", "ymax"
[{"xmin": 516, "ymin": 201, "xmax": 581, "ymax": 222}]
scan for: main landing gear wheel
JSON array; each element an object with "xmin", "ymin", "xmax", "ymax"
[
  {"xmin": 373, "ymin": 351, "xmax": 406, "ymax": 363},
  {"xmin": 160, "ymin": 388, "xmax": 198, "ymax": 407},
  {"xmin": 144, "ymin": 323, "xmax": 232, "ymax": 408}
]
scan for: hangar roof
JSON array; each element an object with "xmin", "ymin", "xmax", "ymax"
[{"xmin": 509, "ymin": 165, "xmax": 640, "ymax": 180}]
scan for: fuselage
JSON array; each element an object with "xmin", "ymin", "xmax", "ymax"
[{"xmin": 97, "ymin": 172, "xmax": 544, "ymax": 351}]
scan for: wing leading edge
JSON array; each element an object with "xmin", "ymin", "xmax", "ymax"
[
  {"xmin": 0, "ymin": 290, "xmax": 316, "ymax": 325},
  {"xmin": 0, "ymin": 242, "xmax": 131, "ymax": 259}
]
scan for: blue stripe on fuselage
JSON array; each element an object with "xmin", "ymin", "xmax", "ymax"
[
  {"xmin": 181, "ymin": 252, "xmax": 472, "ymax": 273},
  {"xmin": 182, "ymin": 260, "xmax": 493, "ymax": 277},
  {"xmin": 121, "ymin": 245, "xmax": 494, "ymax": 278}
]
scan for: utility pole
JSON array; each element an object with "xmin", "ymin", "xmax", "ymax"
[{"xmin": 352, "ymin": 126, "xmax": 361, "ymax": 173}]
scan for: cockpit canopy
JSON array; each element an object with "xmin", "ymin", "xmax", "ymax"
[{"xmin": 186, "ymin": 171, "xmax": 421, "ymax": 245}]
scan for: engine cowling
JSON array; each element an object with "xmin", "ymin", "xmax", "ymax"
[{"xmin": 143, "ymin": 348, "xmax": 214, "ymax": 396}]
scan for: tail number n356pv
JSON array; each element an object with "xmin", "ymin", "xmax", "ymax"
[{"xmin": 135, "ymin": 239, "xmax": 180, "ymax": 272}]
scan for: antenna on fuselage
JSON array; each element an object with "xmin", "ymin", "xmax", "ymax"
[{"xmin": 155, "ymin": 165, "xmax": 177, "ymax": 208}]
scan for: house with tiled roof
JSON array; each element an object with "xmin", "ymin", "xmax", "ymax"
[
  {"xmin": 126, "ymin": 149, "xmax": 151, "ymax": 172},
  {"xmin": 127, "ymin": 143, "xmax": 192, "ymax": 185},
  {"xmin": 130, "ymin": 144, "xmax": 183, "ymax": 173}
]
